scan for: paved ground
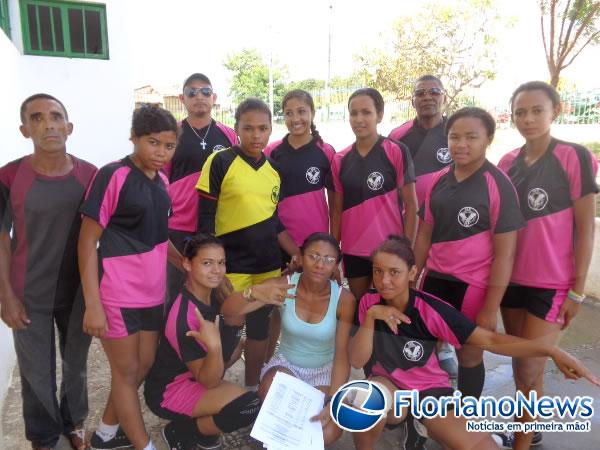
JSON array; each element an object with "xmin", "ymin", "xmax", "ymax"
[{"xmin": 2, "ymin": 299, "xmax": 600, "ymax": 450}]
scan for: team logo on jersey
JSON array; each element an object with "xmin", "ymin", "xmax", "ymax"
[
  {"xmin": 403, "ymin": 340, "xmax": 424, "ymax": 362},
  {"xmin": 457, "ymin": 206, "xmax": 479, "ymax": 228},
  {"xmin": 212, "ymin": 144, "xmax": 226, "ymax": 153},
  {"xmin": 271, "ymin": 185, "xmax": 280, "ymax": 204},
  {"xmin": 306, "ymin": 166, "xmax": 321, "ymax": 185},
  {"xmin": 436, "ymin": 147, "xmax": 452, "ymax": 164},
  {"xmin": 367, "ymin": 172, "xmax": 384, "ymax": 191},
  {"xmin": 528, "ymin": 188, "xmax": 549, "ymax": 211}
]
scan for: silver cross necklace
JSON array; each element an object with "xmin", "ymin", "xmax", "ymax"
[{"xmin": 187, "ymin": 118, "xmax": 212, "ymax": 150}]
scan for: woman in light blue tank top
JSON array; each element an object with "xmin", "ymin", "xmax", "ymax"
[{"xmin": 221, "ymin": 233, "xmax": 356, "ymax": 446}]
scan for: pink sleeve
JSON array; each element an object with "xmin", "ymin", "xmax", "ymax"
[
  {"xmin": 317, "ymin": 141, "xmax": 336, "ymax": 165},
  {"xmin": 383, "ymin": 140, "xmax": 405, "ymax": 186},
  {"xmin": 421, "ymin": 168, "xmax": 447, "ymax": 225},
  {"xmin": 554, "ymin": 143, "xmax": 599, "ymax": 201},
  {"xmin": 216, "ymin": 123, "xmax": 238, "ymax": 146},
  {"xmin": 81, "ymin": 166, "xmax": 129, "ymax": 228},
  {"xmin": 331, "ymin": 153, "xmax": 343, "ymax": 193},
  {"xmin": 264, "ymin": 140, "xmax": 283, "ymax": 158},
  {"xmin": 358, "ymin": 293, "xmax": 380, "ymax": 324}
]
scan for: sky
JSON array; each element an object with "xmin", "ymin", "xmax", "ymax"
[{"xmin": 127, "ymin": 0, "xmax": 600, "ymax": 105}]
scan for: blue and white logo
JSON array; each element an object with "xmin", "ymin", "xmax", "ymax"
[{"xmin": 330, "ymin": 381, "xmax": 388, "ymax": 432}]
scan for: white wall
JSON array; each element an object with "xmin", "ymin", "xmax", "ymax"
[{"xmin": 0, "ymin": 0, "xmax": 133, "ymax": 410}]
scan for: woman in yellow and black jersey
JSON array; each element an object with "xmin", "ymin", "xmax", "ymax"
[{"xmin": 196, "ymin": 98, "xmax": 299, "ymax": 389}]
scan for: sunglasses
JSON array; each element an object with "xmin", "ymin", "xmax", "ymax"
[
  {"xmin": 306, "ymin": 253, "xmax": 337, "ymax": 266},
  {"xmin": 184, "ymin": 86, "xmax": 213, "ymax": 98},
  {"xmin": 413, "ymin": 87, "xmax": 444, "ymax": 97}
]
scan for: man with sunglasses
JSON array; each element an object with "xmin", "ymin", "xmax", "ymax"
[
  {"xmin": 389, "ymin": 75, "xmax": 450, "ymax": 208},
  {"xmin": 164, "ymin": 73, "xmax": 237, "ymax": 305},
  {"xmin": 390, "ymin": 76, "xmax": 456, "ymax": 450}
]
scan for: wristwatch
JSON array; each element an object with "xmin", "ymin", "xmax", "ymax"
[{"xmin": 243, "ymin": 287, "xmax": 256, "ymax": 303}]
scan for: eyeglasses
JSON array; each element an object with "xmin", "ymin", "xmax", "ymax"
[
  {"xmin": 184, "ymin": 86, "xmax": 213, "ymax": 98},
  {"xmin": 413, "ymin": 87, "xmax": 444, "ymax": 97},
  {"xmin": 306, "ymin": 253, "xmax": 337, "ymax": 265}
]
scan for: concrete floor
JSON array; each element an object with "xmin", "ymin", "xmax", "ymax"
[{"xmin": 2, "ymin": 300, "xmax": 600, "ymax": 450}]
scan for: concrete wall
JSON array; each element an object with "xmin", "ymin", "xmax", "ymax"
[{"xmin": 0, "ymin": 0, "xmax": 133, "ymax": 410}]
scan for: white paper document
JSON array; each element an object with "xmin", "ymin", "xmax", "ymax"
[{"xmin": 251, "ymin": 371, "xmax": 325, "ymax": 450}]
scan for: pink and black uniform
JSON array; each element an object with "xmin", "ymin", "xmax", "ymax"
[
  {"xmin": 144, "ymin": 288, "xmax": 225, "ymax": 419},
  {"xmin": 498, "ymin": 139, "xmax": 599, "ymax": 322},
  {"xmin": 0, "ymin": 156, "xmax": 96, "ymax": 447},
  {"xmin": 419, "ymin": 160, "xmax": 524, "ymax": 320},
  {"xmin": 264, "ymin": 136, "xmax": 335, "ymax": 247},
  {"xmin": 331, "ymin": 136, "xmax": 415, "ymax": 278},
  {"xmin": 358, "ymin": 290, "xmax": 476, "ymax": 396},
  {"xmin": 164, "ymin": 119, "xmax": 236, "ymax": 244},
  {"xmin": 389, "ymin": 118, "xmax": 451, "ymax": 206},
  {"xmin": 80, "ymin": 156, "xmax": 171, "ymax": 338}
]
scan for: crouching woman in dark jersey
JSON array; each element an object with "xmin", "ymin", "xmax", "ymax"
[
  {"xmin": 144, "ymin": 234, "xmax": 260, "ymax": 450},
  {"xmin": 350, "ymin": 236, "xmax": 599, "ymax": 450}
]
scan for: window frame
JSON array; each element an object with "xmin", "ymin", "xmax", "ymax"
[
  {"xmin": 0, "ymin": 0, "xmax": 10, "ymax": 37},
  {"xmin": 19, "ymin": 0, "xmax": 109, "ymax": 59}
]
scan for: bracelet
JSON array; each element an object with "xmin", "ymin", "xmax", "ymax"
[
  {"xmin": 243, "ymin": 287, "xmax": 256, "ymax": 303},
  {"xmin": 567, "ymin": 289, "xmax": 585, "ymax": 304}
]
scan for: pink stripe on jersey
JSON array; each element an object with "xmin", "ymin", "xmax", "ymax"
[
  {"xmin": 371, "ymin": 357, "xmax": 451, "ymax": 392},
  {"xmin": 168, "ymin": 172, "xmax": 200, "ymax": 232},
  {"xmin": 553, "ymin": 142, "xmax": 598, "ymax": 200},
  {"xmin": 278, "ymin": 190, "xmax": 329, "ymax": 246},
  {"xmin": 415, "ymin": 172, "xmax": 435, "ymax": 207},
  {"xmin": 341, "ymin": 190, "xmax": 403, "ymax": 257},
  {"xmin": 100, "ymin": 241, "xmax": 168, "ymax": 307},
  {"xmin": 510, "ymin": 208, "xmax": 574, "ymax": 289},
  {"xmin": 316, "ymin": 140, "xmax": 336, "ymax": 162},
  {"xmin": 216, "ymin": 122, "xmax": 238, "ymax": 146},
  {"xmin": 383, "ymin": 139, "xmax": 407, "ymax": 186},
  {"xmin": 165, "ymin": 294, "xmax": 184, "ymax": 359},
  {"xmin": 426, "ymin": 232, "xmax": 494, "ymax": 289},
  {"xmin": 413, "ymin": 295, "xmax": 465, "ymax": 347},
  {"xmin": 93, "ymin": 166, "xmax": 130, "ymax": 229},
  {"xmin": 389, "ymin": 120, "xmax": 414, "ymax": 141},
  {"xmin": 264, "ymin": 139, "xmax": 283, "ymax": 158},
  {"xmin": 330, "ymin": 146, "xmax": 349, "ymax": 194}
]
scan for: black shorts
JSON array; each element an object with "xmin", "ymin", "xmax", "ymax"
[
  {"xmin": 501, "ymin": 284, "xmax": 567, "ymax": 324},
  {"xmin": 343, "ymin": 254, "xmax": 372, "ymax": 279},
  {"xmin": 103, "ymin": 303, "xmax": 163, "ymax": 339},
  {"xmin": 420, "ymin": 272, "xmax": 486, "ymax": 321}
]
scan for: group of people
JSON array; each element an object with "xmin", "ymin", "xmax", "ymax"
[{"xmin": 0, "ymin": 71, "xmax": 598, "ymax": 450}]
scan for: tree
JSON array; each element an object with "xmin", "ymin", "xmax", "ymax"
[
  {"xmin": 223, "ymin": 48, "xmax": 287, "ymax": 115},
  {"xmin": 540, "ymin": 0, "xmax": 600, "ymax": 87},
  {"xmin": 354, "ymin": 0, "xmax": 508, "ymax": 111}
]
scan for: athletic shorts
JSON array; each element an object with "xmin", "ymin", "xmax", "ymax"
[
  {"xmin": 343, "ymin": 254, "xmax": 372, "ymax": 279},
  {"xmin": 145, "ymin": 373, "xmax": 205, "ymax": 420},
  {"xmin": 420, "ymin": 272, "xmax": 486, "ymax": 321},
  {"xmin": 227, "ymin": 269, "xmax": 281, "ymax": 341},
  {"xmin": 103, "ymin": 303, "xmax": 163, "ymax": 339},
  {"xmin": 261, "ymin": 352, "xmax": 332, "ymax": 388},
  {"xmin": 501, "ymin": 284, "xmax": 568, "ymax": 324}
]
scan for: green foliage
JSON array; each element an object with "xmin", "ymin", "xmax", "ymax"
[
  {"xmin": 354, "ymin": 0, "xmax": 510, "ymax": 111},
  {"xmin": 223, "ymin": 48, "xmax": 287, "ymax": 115},
  {"xmin": 584, "ymin": 141, "xmax": 600, "ymax": 157}
]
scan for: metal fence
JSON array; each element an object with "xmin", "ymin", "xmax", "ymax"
[{"xmin": 153, "ymin": 87, "xmax": 600, "ymax": 126}]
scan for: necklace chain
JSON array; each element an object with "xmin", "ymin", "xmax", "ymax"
[{"xmin": 187, "ymin": 118, "xmax": 212, "ymax": 150}]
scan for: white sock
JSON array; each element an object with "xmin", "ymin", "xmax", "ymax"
[
  {"xmin": 96, "ymin": 420, "xmax": 119, "ymax": 442},
  {"xmin": 142, "ymin": 441, "xmax": 156, "ymax": 450}
]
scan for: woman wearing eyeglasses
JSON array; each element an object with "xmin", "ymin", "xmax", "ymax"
[
  {"xmin": 221, "ymin": 232, "xmax": 356, "ymax": 446},
  {"xmin": 389, "ymin": 75, "xmax": 451, "ymax": 207}
]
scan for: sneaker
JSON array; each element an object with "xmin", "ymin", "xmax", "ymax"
[
  {"xmin": 403, "ymin": 415, "xmax": 427, "ymax": 450},
  {"xmin": 90, "ymin": 427, "xmax": 132, "ymax": 450},
  {"xmin": 492, "ymin": 431, "xmax": 542, "ymax": 448},
  {"xmin": 161, "ymin": 420, "xmax": 222, "ymax": 450}
]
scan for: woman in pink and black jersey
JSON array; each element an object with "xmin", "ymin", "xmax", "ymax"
[
  {"xmin": 79, "ymin": 106, "xmax": 181, "ymax": 450},
  {"xmin": 264, "ymin": 90, "xmax": 336, "ymax": 271},
  {"xmin": 415, "ymin": 107, "xmax": 524, "ymax": 402},
  {"xmin": 496, "ymin": 81, "xmax": 598, "ymax": 450},
  {"xmin": 331, "ymin": 88, "xmax": 418, "ymax": 301},
  {"xmin": 350, "ymin": 236, "xmax": 599, "ymax": 450}
]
